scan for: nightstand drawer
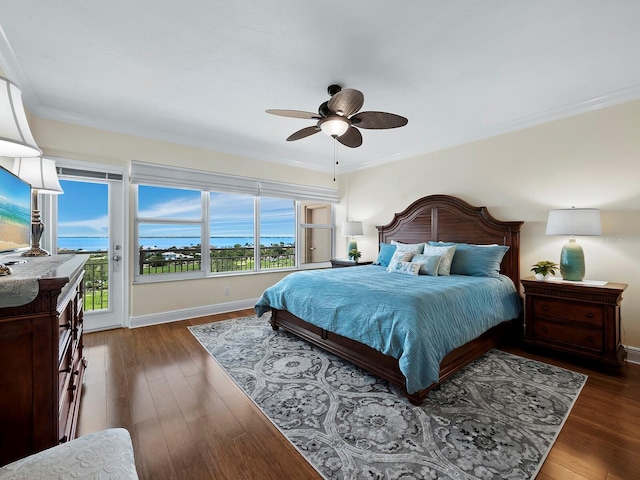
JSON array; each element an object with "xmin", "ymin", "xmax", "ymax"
[
  {"xmin": 533, "ymin": 298, "xmax": 603, "ymax": 327},
  {"xmin": 534, "ymin": 320, "xmax": 603, "ymax": 351}
]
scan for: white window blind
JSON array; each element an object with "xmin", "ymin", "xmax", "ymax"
[{"xmin": 130, "ymin": 161, "xmax": 338, "ymax": 203}]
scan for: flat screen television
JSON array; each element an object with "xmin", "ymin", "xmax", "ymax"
[{"xmin": 0, "ymin": 164, "xmax": 32, "ymax": 253}]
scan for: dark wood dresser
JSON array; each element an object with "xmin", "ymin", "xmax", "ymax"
[
  {"xmin": 0, "ymin": 254, "xmax": 89, "ymax": 466},
  {"xmin": 521, "ymin": 276, "xmax": 627, "ymax": 367}
]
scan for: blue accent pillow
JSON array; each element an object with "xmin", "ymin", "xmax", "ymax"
[
  {"xmin": 411, "ymin": 253, "xmax": 442, "ymax": 276},
  {"xmin": 428, "ymin": 241, "xmax": 509, "ymax": 277},
  {"xmin": 373, "ymin": 242, "xmax": 397, "ymax": 267}
]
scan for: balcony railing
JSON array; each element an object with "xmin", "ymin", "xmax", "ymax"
[
  {"xmin": 139, "ymin": 245, "xmax": 295, "ymax": 274},
  {"xmin": 77, "ymin": 252, "xmax": 109, "ymax": 312}
]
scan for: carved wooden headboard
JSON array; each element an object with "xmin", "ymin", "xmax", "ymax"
[{"xmin": 376, "ymin": 195, "xmax": 523, "ymax": 286}]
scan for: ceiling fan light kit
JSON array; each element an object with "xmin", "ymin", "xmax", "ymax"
[
  {"xmin": 266, "ymin": 84, "xmax": 407, "ymax": 149},
  {"xmin": 319, "ymin": 115, "xmax": 350, "ymax": 138}
]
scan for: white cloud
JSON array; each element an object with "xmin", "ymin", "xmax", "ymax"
[{"xmin": 58, "ymin": 215, "xmax": 108, "ymax": 232}]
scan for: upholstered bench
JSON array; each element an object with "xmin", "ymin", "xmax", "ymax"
[{"xmin": 0, "ymin": 428, "xmax": 138, "ymax": 479}]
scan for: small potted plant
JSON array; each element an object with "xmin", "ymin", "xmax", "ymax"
[
  {"xmin": 530, "ymin": 260, "xmax": 558, "ymax": 281},
  {"xmin": 348, "ymin": 248, "xmax": 362, "ymax": 263}
]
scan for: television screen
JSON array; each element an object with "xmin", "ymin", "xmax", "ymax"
[{"xmin": 0, "ymin": 165, "xmax": 31, "ymax": 253}]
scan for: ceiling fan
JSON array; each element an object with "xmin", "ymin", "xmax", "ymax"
[{"xmin": 266, "ymin": 84, "xmax": 408, "ymax": 148}]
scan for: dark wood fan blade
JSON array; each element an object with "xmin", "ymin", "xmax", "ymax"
[
  {"xmin": 336, "ymin": 126, "xmax": 362, "ymax": 148},
  {"xmin": 328, "ymin": 89, "xmax": 364, "ymax": 117},
  {"xmin": 350, "ymin": 111, "xmax": 408, "ymax": 129},
  {"xmin": 266, "ymin": 109, "xmax": 320, "ymax": 119},
  {"xmin": 286, "ymin": 126, "xmax": 320, "ymax": 141}
]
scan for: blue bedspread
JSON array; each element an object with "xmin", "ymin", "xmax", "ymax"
[{"xmin": 255, "ymin": 265, "xmax": 522, "ymax": 393}]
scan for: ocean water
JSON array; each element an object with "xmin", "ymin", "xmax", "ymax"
[{"xmin": 58, "ymin": 236, "xmax": 295, "ymax": 252}]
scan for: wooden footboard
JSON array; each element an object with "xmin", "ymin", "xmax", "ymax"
[{"xmin": 270, "ymin": 308, "xmax": 519, "ymax": 405}]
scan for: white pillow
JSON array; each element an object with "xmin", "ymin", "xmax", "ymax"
[
  {"xmin": 387, "ymin": 261, "xmax": 421, "ymax": 276},
  {"xmin": 391, "ymin": 240, "xmax": 425, "ymax": 254},
  {"xmin": 421, "ymin": 244, "xmax": 456, "ymax": 276},
  {"xmin": 411, "ymin": 253, "xmax": 442, "ymax": 276},
  {"xmin": 386, "ymin": 250, "xmax": 415, "ymax": 272}
]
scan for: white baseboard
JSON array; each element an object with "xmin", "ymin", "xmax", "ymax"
[
  {"xmin": 626, "ymin": 345, "xmax": 640, "ymax": 365},
  {"xmin": 130, "ymin": 298, "xmax": 259, "ymax": 328}
]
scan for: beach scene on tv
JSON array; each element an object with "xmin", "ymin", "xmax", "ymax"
[{"xmin": 0, "ymin": 167, "xmax": 31, "ymax": 252}]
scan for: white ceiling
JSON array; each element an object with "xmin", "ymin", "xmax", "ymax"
[{"xmin": 1, "ymin": 1, "xmax": 640, "ymax": 174}]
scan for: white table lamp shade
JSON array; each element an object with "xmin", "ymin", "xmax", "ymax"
[
  {"xmin": 545, "ymin": 208, "xmax": 601, "ymax": 236},
  {"xmin": 0, "ymin": 76, "xmax": 42, "ymax": 157},
  {"xmin": 342, "ymin": 221, "xmax": 364, "ymax": 237},
  {"xmin": 12, "ymin": 157, "xmax": 64, "ymax": 194}
]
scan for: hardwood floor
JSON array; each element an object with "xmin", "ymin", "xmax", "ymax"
[{"xmin": 77, "ymin": 310, "xmax": 640, "ymax": 479}]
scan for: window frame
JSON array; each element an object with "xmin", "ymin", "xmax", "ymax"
[{"xmin": 132, "ymin": 165, "xmax": 337, "ymax": 283}]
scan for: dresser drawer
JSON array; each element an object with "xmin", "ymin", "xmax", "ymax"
[
  {"xmin": 534, "ymin": 319, "xmax": 603, "ymax": 351},
  {"xmin": 59, "ymin": 348, "xmax": 86, "ymax": 444},
  {"xmin": 58, "ymin": 339, "xmax": 72, "ymax": 400},
  {"xmin": 533, "ymin": 298, "xmax": 603, "ymax": 327}
]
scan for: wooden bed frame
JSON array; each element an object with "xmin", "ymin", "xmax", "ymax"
[{"xmin": 270, "ymin": 194, "xmax": 523, "ymax": 405}]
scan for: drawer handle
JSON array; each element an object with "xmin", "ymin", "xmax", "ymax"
[
  {"xmin": 586, "ymin": 313, "xmax": 594, "ymax": 319},
  {"xmin": 542, "ymin": 306, "xmax": 549, "ymax": 311},
  {"xmin": 587, "ymin": 336, "xmax": 594, "ymax": 342},
  {"xmin": 542, "ymin": 326, "xmax": 549, "ymax": 333},
  {"xmin": 68, "ymin": 384, "xmax": 77, "ymax": 392}
]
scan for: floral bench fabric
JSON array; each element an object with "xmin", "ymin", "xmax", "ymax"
[{"xmin": 0, "ymin": 428, "xmax": 138, "ymax": 479}]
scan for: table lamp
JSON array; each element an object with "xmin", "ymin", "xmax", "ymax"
[
  {"xmin": 342, "ymin": 221, "xmax": 363, "ymax": 258},
  {"xmin": 545, "ymin": 207, "xmax": 601, "ymax": 281},
  {"xmin": 12, "ymin": 157, "xmax": 64, "ymax": 256}
]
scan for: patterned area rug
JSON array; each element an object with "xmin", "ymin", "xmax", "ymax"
[{"xmin": 189, "ymin": 313, "xmax": 586, "ymax": 480}]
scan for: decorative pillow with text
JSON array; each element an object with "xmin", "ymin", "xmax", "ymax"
[{"xmin": 387, "ymin": 260, "xmax": 421, "ymax": 276}]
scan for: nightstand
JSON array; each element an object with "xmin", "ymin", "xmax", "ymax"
[
  {"xmin": 330, "ymin": 259, "xmax": 373, "ymax": 268},
  {"xmin": 521, "ymin": 277, "xmax": 627, "ymax": 366}
]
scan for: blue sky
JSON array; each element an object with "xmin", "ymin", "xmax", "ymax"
[{"xmin": 57, "ymin": 180, "xmax": 295, "ymax": 238}]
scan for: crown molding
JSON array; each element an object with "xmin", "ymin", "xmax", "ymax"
[{"xmin": 340, "ymin": 83, "xmax": 640, "ymax": 174}]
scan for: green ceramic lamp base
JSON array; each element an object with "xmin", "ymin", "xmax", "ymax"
[{"xmin": 560, "ymin": 238, "xmax": 585, "ymax": 281}]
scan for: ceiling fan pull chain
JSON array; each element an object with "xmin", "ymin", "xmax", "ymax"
[{"xmin": 333, "ymin": 137, "xmax": 338, "ymax": 181}]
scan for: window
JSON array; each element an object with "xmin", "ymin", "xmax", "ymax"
[
  {"xmin": 210, "ymin": 192, "xmax": 254, "ymax": 273},
  {"xmin": 137, "ymin": 185, "xmax": 204, "ymax": 277},
  {"xmin": 131, "ymin": 162, "xmax": 337, "ymax": 281},
  {"xmin": 260, "ymin": 197, "xmax": 295, "ymax": 269}
]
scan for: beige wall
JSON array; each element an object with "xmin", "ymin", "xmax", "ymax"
[
  {"xmin": 22, "ymin": 100, "xmax": 640, "ymax": 349},
  {"xmin": 340, "ymin": 99, "xmax": 640, "ymax": 348},
  {"xmin": 30, "ymin": 117, "xmax": 335, "ymax": 319}
]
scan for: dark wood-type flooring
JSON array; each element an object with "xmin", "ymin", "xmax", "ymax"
[{"xmin": 78, "ymin": 309, "xmax": 640, "ymax": 479}]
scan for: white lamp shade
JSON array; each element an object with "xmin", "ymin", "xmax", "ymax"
[
  {"xmin": 0, "ymin": 76, "xmax": 42, "ymax": 157},
  {"xmin": 319, "ymin": 116, "xmax": 350, "ymax": 138},
  {"xmin": 342, "ymin": 221, "xmax": 364, "ymax": 236},
  {"xmin": 546, "ymin": 208, "xmax": 601, "ymax": 236},
  {"xmin": 12, "ymin": 157, "xmax": 64, "ymax": 194}
]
